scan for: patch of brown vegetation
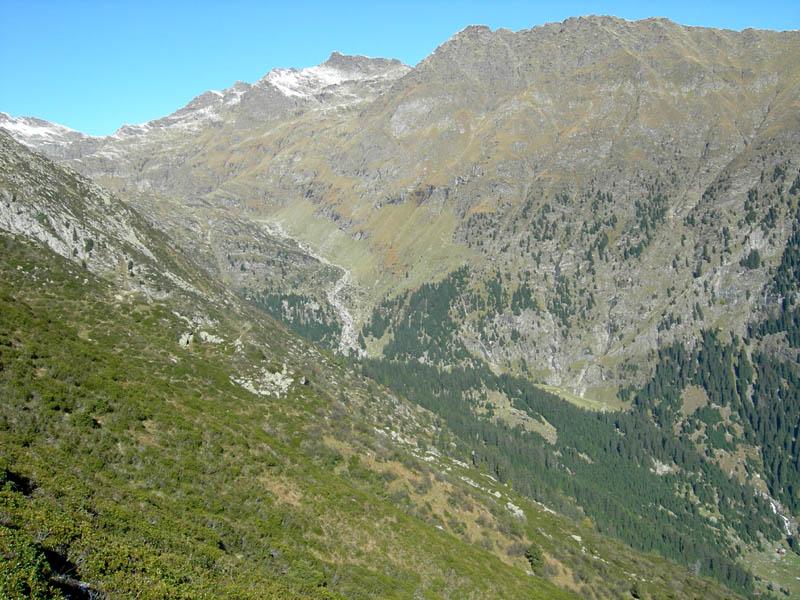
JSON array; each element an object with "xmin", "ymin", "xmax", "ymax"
[
  {"xmin": 546, "ymin": 554, "xmax": 582, "ymax": 593},
  {"xmin": 680, "ymin": 385, "xmax": 709, "ymax": 417}
]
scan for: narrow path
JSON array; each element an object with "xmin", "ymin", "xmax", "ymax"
[{"xmin": 262, "ymin": 220, "xmax": 364, "ymax": 357}]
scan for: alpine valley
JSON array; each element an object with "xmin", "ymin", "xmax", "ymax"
[{"xmin": 1, "ymin": 15, "xmax": 799, "ymax": 600}]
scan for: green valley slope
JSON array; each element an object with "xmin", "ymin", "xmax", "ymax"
[
  {"xmin": 3, "ymin": 17, "xmax": 800, "ymax": 598},
  {"xmin": 0, "ymin": 130, "xmax": 750, "ymax": 600}
]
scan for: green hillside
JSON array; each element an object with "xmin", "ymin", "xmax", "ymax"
[
  {"xmin": 3, "ymin": 18, "xmax": 800, "ymax": 599},
  {"xmin": 0, "ymin": 231, "xmax": 577, "ymax": 599},
  {"xmin": 0, "ymin": 135, "xmax": 751, "ymax": 598}
]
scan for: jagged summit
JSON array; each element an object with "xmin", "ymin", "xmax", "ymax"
[
  {"xmin": 0, "ymin": 112, "xmax": 85, "ymax": 140},
  {"xmin": 258, "ymin": 51, "xmax": 409, "ymax": 98},
  {"xmin": 0, "ymin": 52, "xmax": 410, "ymax": 145},
  {"xmin": 98, "ymin": 52, "xmax": 411, "ymax": 137},
  {"xmin": 0, "ymin": 112, "xmax": 96, "ymax": 158},
  {"xmin": 323, "ymin": 50, "xmax": 406, "ymax": 72}
]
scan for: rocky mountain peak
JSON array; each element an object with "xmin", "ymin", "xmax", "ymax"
[
  {"xmin": 0, "ymin": 112, "xmax": 101, "ymax": 160},
  {"xmin": 0, "ymin": 112, "xmax": 93, "ymax": 145},
  {"xmin": 258, "ymin": 52, "xmax": 409, "ymax": 98},
  {"xmin": 450, "ymin": 24, "xmax": 493, "ymax": 38},
  {"xmin": 322, "ymin": 50, "xmax": 407, "ymax": 74}
]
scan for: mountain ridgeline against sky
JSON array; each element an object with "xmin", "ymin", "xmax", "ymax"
[
  {"xmin": 3, "ymin": 17, "xmax": 799, "ymax": 391},
  {"xmin": 2, "ymin": 15, "xmax": 800, "ymax": 599}
]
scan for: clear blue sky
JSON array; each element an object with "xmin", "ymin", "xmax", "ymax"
[{"xmin": 1, "ymin": 0, "xmax": 797, "ymax": 136}]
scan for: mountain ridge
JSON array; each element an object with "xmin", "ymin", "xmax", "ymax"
[
  {"xmin": 3, "ymin": 17, "xmax": 799, "ymax": 390},
  {"xmin": 3, "ymin": 17, "xmax": 799, "ymax": 393},
  {"xmin": 2, "ymin": 17, "xmax": 800, "ymax": 596}
]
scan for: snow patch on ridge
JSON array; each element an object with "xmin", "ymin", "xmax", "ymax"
[
  {"xmin": 264, "ymin": 64, "xmax": 353, "ymax": 97},
  {"xmin": 3, "ymin": 53, "xmax": 408, "ymax": 148},
  {"xmin": 107, "ymin": 81, "xmax": 252, "ymax": 139},
  {"xmin": 0, "ymin": 113, "xmax": 94, "ymax": 146},
  {"xmin": 260, "ymin": 54, "xmax": 408, "ymax": 99}
]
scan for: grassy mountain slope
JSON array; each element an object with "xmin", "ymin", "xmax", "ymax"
[
  {"xmin": 0, "ymin": 132, "xmax": 752, "ymax": 599},
  {"xmin": 0, "ymin": 233, "xmax": 568, "ymax": 600},
  {"xmin": 0, "ymin": 134, "xmax": 571, "ymax": 599},
  {"xmin": 3, "ymin": 18, "xmax": 800, "ymax": 598}
]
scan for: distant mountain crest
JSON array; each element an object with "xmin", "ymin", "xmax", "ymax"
[
  {"xmin": 259, "ymin": 52, "xmax": 409, "ymax": 98},
  {"xmin": 0, "ymin": 112, "xmax": 96, "ymax": 158},
  {"xmin": 0, "ymin": 113, "xmax": 86, "ymax": 140},
  {"xmin": 0, "ymin": 52, "xmax": 410, "ymax": 145},
  {"xmin": 2, "ymin": 18, "xmax": 799, "ymax": 392}
]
